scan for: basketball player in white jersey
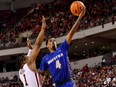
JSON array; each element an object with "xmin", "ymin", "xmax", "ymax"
[{"xmin": 18, "ymin": 16, "xmax": 46, "ymax": 87}]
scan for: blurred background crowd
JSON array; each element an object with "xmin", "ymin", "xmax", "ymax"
[
  {"xmin": 0, "ymin": 0, "xmax": 115, "ymax": 49},
  {"xmin": 0, "ymin": 0, "xmax": 116, "ymax": 87}
]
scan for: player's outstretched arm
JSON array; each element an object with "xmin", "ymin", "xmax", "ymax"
[
  {"xmin": 66, "ymin": 6, "xmax": 86, "ymax": 45},
  {"xmin": 27, "ymin": 16, "xmax": 46, "ymax": 70}
]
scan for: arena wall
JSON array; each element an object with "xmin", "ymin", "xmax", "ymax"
[
  {"xmin": 0, "ymin": 55, "xmax": 103, "ymax": 77},
  {"xmin": 70, "ymin": 55, "xmax": 103, "ymax": 69},
  {"xmin": 0, "ymin": 71, "xmax": 18, "ymax": 78}
]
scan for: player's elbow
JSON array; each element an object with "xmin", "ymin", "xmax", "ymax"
[
  {"xmin": 66, "ymin": 34, "xmax": 73, "ymax": 45},
  {"xmin": 35, "ymin": 42, "xmax": 42, "ymax": 48}
]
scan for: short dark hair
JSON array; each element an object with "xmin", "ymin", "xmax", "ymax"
[
  {"xmin": 46, "ymin": 38, "xmax": 49, "ymax": 46},
  {"xmin": 16, "ymin": 55, "xmax": 27, "ymax": 69},
  {"xmin": 45, "ymin": 37, "xmax": 54, "ymax": 46}
]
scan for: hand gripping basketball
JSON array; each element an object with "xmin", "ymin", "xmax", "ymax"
[{"xmin": 70, "ymin": 1, "xmax": 86, "ymax": 17}]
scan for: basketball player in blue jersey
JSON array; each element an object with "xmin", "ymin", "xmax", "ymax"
[{"xmin": 40, "ymin": 6, "xmax": 86, "ymax": 87}]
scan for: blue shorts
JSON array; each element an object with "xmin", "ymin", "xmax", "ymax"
[{"xmin": 56, "ymin": 81, "xmax": 74, "ymax": 87}]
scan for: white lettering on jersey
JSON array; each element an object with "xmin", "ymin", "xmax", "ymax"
[
  {"xmin": 20, "ymin": 69, "xmax": 25, "ymax": 74},
  {"xmin": 19, "ymin": 64, "xmax": 41, "ymax": 87},
  {"xmin": 48, "ymin": 53, "xmax": 63, "ymax": 64}
]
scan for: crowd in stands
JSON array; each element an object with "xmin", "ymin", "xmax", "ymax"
[
  {"xmin": 0, "ymin": 7, "xmax": 31, "ymax": 49},
  {"xmin": 0, "ymin": 58, "xmax": 116, "ymax": 87},
  {"xmin": 0, "ymin": 74, "xmax": 22, "ymax": 87},
  {"xmin": 73, "ymin": 65, "xmax": 116, "ymax": 87},
  {"xmin": 0, "ymin": 0, "xmax": 116, "ymax": 86},
  {"xmin": 0, "ymin": 0, "xmax": 116, "ymax": 50}
]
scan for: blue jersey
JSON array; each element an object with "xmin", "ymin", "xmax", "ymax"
[{"xmin": 40, "ymin": 40, "xmax": 71, "ymax": 83}]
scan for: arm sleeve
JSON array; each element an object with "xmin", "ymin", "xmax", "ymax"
[{"xmin": 40, "ymin": 56, "xmax": 48, "ymax": 71}]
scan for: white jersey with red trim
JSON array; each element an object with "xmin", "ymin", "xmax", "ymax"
[
  {"xmin": 27, "ymin": 49, "xmax": 33, "ymax": 57},
  {"xmin": 19, "ymin": 64, "xmax": 41, "ymax": 87}
]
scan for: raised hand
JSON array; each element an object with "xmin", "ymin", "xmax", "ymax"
[
  {"xmin": 41, "ymin": 16, "xmax": 46, "ymax": 29},
  {"xmin": 79, "ymin": 4, "xmax": 86, "ymax": 18}
]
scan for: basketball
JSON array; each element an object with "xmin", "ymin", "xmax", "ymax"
[{"xmin": 70, "ymin": 1, "xmax": 85, "ymax": 16}]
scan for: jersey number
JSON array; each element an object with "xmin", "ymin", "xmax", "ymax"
[
  {"xmin": 56, "ymin": 60, "xmax": 61, "ymax": 69},
  {"xmin": 23, "ymin": 74, "xmax": 28, "ymax": 86}
]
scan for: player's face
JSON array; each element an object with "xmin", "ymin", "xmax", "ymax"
[
  {"xmin": 19, "ymin": 55, "xmax": 28, "ymax": 68},
  {"xmin": 22, "ymin": 56, "xmax": 28, "ymax": 64},
  {"xmin": 27, "ymin": 38, "xmax": 31, "ymax": 46},
  {"xmin": 47, "ymin": 38, "xmax": 57, "ymax": 51}
]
